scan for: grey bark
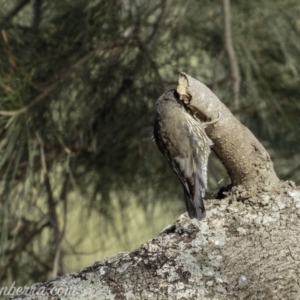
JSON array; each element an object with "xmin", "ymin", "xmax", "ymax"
[
  {"xmin": 6, "ymin": 182, "xmax": 300, "ymax": 300},
  {"xmin": 6, "ymin": 74, "xmax": 299, "ymax": 300}
]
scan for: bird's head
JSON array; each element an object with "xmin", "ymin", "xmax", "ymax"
[{"xmin": 156, "ymin": 90, "xmax": 183, "ymax": 110}]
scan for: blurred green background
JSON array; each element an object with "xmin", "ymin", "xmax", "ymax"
[{"xmin": 0, "ymin": 0, "xmax": 300, "ymax": 287}]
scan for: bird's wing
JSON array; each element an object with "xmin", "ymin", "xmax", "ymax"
[
  {"xmin": 170, "ymin": 122, "xmax": 210, "ymax": 220},
  {"xmin": 172, "ymin": 156, "xmax": 195, "ymax": 198},
  {"xmin": 172, "ymin": 156, "xmax": 206, "ymax": 220}
]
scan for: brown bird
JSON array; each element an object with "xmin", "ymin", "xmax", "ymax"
[{"xmin": 153, "ymin": 90, "xmax": 219, "ymax": 220}]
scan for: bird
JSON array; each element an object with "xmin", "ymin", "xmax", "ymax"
[{"xmin": 153, "ymin": 89, "xmax": 219, "ymax": 220}]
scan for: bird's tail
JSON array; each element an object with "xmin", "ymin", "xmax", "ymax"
[{"xmin": 184, "ymin": 189, "xmax": 206, "ymax": 220}]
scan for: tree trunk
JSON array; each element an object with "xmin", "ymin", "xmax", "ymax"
[{"xmin": 7, "ymin": 74, "xmax": 299, "ymax": 300}]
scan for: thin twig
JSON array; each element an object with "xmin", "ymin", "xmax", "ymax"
[
  {"xmin": 36, "ymin": 132, "xmax": 58, "ymax": 228},
  {"xmin": 0, "ymin": 220, "xmax": 49, "ymax": 281},
  {"xmin": 144, "ymin": 3, "xmax": 162, "ymax": 20},
  {"xmin": 32, "ymin": 0, "xmax": 43, "ymax": 31},
  {"xmin": 52, "ymin": 168, "xmax": 70, "ymax": 277},
  {"xmin": 223, "ymin": 0, "xmax": 241, "ymax": 110},
  {"xmin": 36, "ymin": 131, "xmax": 61, "ymax": 276},
  {"xmin": 26, "ymin": 248, "xmax": 52, "ymax": 271}
]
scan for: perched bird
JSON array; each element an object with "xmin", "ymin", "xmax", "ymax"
[{"xmin": 153, "ymin": 90, "xmax": 218, "ymax": 220}]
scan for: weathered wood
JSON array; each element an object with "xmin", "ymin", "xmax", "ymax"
[{"xmin": 177, "ymin": 72, "xmax": 279, "ymax": 188}]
